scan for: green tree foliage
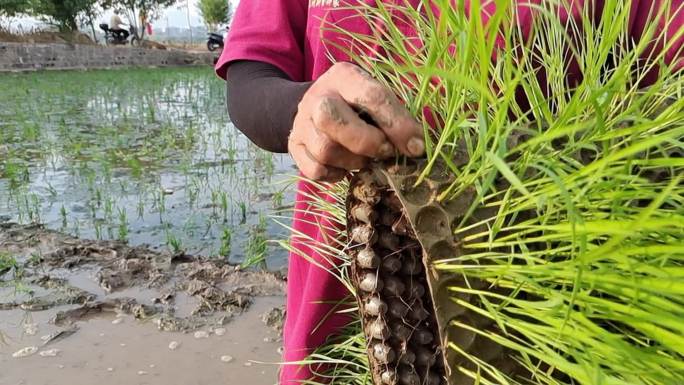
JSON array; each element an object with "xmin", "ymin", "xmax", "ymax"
[
  {"xmin": 0, "ymin": 0, "xmax": 31, "ymax": 17},
  {"xmin": 197, "ymin": 0, "xmax": 230, "ymax": 32},
  {"xmin": 30, "ymin": 0, "xmax": 99, "ymax": 32},
  {"xmin": 0, "ymin": 0, "xmax": 99, "ymax": 32}
]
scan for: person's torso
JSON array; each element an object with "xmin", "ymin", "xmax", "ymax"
[
  {"xmin": 303, "ymin": 0, "xmax": 423, "ymax": 80},
  {"xmin": 110, "ymin": 15, "xmax": 123, "ymax": 29}
]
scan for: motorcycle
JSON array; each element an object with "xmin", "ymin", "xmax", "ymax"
[
  {"xmin": 207, "ymin": 31, "xmax": 224, "ymax": 52},
  {"xmin": 99, "ymin": 23, "xmax": 139, "ymax": 46}
]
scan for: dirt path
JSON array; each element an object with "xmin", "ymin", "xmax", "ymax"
[{"xmin": 0, "ymin": 223, "xmax": 287, "ymax": 385}]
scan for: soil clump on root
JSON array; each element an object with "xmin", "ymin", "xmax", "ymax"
[{"xmin": 347, "ymin": 160, "xmax": 528, "ymax": 385}]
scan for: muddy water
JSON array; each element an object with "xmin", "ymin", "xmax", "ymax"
[
  {"xmin": 0, "ymin": 296, "xmax": 283, "ymax": 385},
  {"xmin": 0, "ymin": 67, "xmax": 296, "ymax": 269},
  {"xmin": 0, "ymin": 223, "xmax": 287, "ymax": 384},
  {"xmin": 1, "ymin": 67, "xmax": 298, "ymax": 384}
]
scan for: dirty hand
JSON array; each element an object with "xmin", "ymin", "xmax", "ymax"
[{"xmin": 288, "ymin": 62, "xmax": 425, "ymax": 182}]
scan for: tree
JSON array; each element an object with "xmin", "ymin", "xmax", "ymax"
[
  {"xmin": 197, "ymin": 0, "xmax": 230, "ymax": 32},
  {"xmin": 77, "ymin": 3, "xmax": 101, "ymax": 42},
  {"xmin": 0, "ymin": 0, "xmax": 30, "ymax": 18},
  {"xmin": 29, "ymin": 0, "xmax": 99, "ymax": 32},
  {"xmin": 102, "ymin": 0, "xmax": 177, "ymax": 40}
]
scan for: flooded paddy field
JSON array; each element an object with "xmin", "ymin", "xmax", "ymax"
[
  {"xmin": 0, "ymin": 67, "xmax": 296, "ymax": 268},
  {"xmin": 0, "ymin": 67, "xmax": 295, "ymax": 384}
]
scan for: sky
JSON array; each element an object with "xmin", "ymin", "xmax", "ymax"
[
  {"xmin": 162, "ymin": 0, "xmax": 203, "ymax": 27},
  {"xmin": 106, "ymin": 0, "xmax": 205, "ymax": 29}
]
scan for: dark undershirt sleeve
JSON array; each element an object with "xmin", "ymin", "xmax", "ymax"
[{"xmin": 226, "ymin": 60, "xmax": 313, "ymax": 153}]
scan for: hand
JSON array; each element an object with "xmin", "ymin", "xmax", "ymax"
[{"xmin": 288, "ymin": 62, "xmax": 425, "ymax": 182}]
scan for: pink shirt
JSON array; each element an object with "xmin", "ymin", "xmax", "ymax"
[{"xmin": 216, "ymin": 1, "xmax": 683, "ymax": 384}]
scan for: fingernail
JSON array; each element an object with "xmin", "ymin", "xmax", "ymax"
[
  {"xmin": 378, "ymin": 142, "xmax": 395, "ymax": 158},
  {"xmin": 407, "ymin": 137, "xmax": 425, "ymax": 156}
]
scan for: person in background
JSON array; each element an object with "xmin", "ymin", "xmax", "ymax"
[
  {"xmin": 109, "ymin": 10, "xmax": 129, "ymax": 40},
  {"xmin": 216, "ymin": 1, "xmax": 684, "ymax": 384},
  {"xmin": 139, "ymin": 10, "xmax": 152, "ymax": 37}
]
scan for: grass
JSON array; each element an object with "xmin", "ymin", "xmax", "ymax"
[
  {"xmin": 287, "ymin": 0, "xmax": 684, "ymax": 384},
  {"xmin": 0, "ymin": 67, "xmax": 295, "ymax": 269}
]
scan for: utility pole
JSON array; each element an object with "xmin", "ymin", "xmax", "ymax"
[{"xmin": 186, "ymin": 0, "xmax": 192, "ymax": 45}]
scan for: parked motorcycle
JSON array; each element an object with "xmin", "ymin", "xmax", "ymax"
[
  {"xmin": 207, "ymin": 31, "xmax": 224, "ymax": 52},
  {"xmin": 99, "ymin": 23, "xmax": 139, "ymax": 46}
]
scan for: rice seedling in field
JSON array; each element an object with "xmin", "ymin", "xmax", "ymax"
[
  {"xmin": 117, "ymin": 207, "xmax": 129, "ymax": 241},
  {"xmin": 242, "ymin": 214, "xmax": 269, "ymax": 269},
  {"xmin": 289, "ymin": 1, "xmax": 684, "ymax": 384},
  {"xmin": 0, "ymin": 67, "xmax": 296, "ymax": 269},
  {"xmin": 0, "ymin": 253, "xmax": 19, "ymax": 278},
  {"xmin": 219, "ymin": 227, "xmax": 233, "ymax": 258}
]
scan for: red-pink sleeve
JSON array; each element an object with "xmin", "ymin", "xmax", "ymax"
[
  {"xmin": 215, "ymin": 0, "xmax": 307, "ymax": 81},
  {"xmin": 629, "ymin": 0, "xmax": 684, "ymax": 82}
]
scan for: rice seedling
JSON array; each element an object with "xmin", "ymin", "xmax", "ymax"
[
  {"xmin": 285, "ymin": 1, "xmax": 684, "ymax": 384},
  {"xmin": 272, "ymin": 190, "xmax": 285, "ymax": 209},
  {"xmin": 165, "ymin": 229, "xmax": 184, "ymax": 254},
  {"xmin": 242, "ymin": 214, "xmax": 269, "ymax": 269},
  {"xmin": 72, "ymin": 218, "xmax": 80, "ymax": 238},
  {"xmin": 117, "ymin": 207, "xmax": 128, "ymax": 241},
  {"xmin": 45, "ymin": 183, "xmax": 57, "ymax": 198},
  {"xmin": 59, "ymin": 205, "xmax": 67, "ymax": 230},
  {"xmin": 0, "ymin": 67, "xmax": 294, "ymax": 266},
  {"xmin": 103, "ymin": 197, "xmax": 114, "ymax": 222},
  {"xmin": 220, "ymin": 191, "xmax": 229, "ymax": 222},
  {"xmin": 94, "ymin": 220, "xmax": 103, "ymax": 240},
  {"xmin": 238, "ymin": 201, "xmax": 248, "ymax": 225},
  {"xmin": 219, "ymin": 227, "xmax": 233, "ymax": 258},
  {"xmin": 0, "ymin": 253, "xmax": 19, "ymax": 278}
]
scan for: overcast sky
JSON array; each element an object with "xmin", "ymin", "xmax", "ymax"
[{"xmin": 106, "ymin": 0, "xmax": 206, "ymax": 28}]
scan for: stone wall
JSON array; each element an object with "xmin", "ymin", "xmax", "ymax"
[{"xmin": 0, "ymin": 42, "xmax": 216, "ymax": 72}]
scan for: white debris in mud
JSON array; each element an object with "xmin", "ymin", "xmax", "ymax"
[
  {"xmin": 244, "ymin": 362, "xmax": 253, "ymax": 367},
  {"xmin": 39, "ymin": 349, "xmax": 61, "ymax": 357},
  {"xmin": 12, "ymin": 346, "xmax": 38, "ymax": 358},
  {"xmin": 149, "ymin": 364, "xmax": 156, "ymax": 368},
  {"xmin": 168, "ymin": 341, "xmax": 181, "ymax": 350},
  {"xmin": 220, "ymin": 355, "xmax": 234, "ymax": 363},
  {"xmin": 119, "ymin": 343, "xmax": 126, "ymax": 347},
  {"xmin": 194, "ymin": 330, "xmax": 210, "ymax": 339},
  {"xmin": 23, "ymin": 322, "xmax": 38, "ymax": 336},
  {"xmin": 112, "ymin": 317, "xmax": 124, "ymax": 325},
  {"xmin": 137, "ymin": 370, "xmax": 148, "ymax": 375},
  {"xmin": 214, "ymin": 327, "xmax": 226, "ymax": 336},
  {"xmin": 107, "ymin": 367, "xmax": 114, "ymax": 372}
]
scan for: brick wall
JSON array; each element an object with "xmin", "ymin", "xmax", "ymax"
[{"xmin": 0, "ymin": 43, "xmax": 215, "ymax": 72}]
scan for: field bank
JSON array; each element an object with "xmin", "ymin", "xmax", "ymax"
[{"xmin": 0, "ymin": 42, "xmax": 215, "ymax": 72}]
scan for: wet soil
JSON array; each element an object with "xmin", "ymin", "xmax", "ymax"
[{"xmin": 0, "ymin": 222, "xmax": 286, "ymax": 385}]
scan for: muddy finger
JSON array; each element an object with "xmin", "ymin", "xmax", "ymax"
[
  {"xmin": 311, "ymin": 93, "xmax": 396, "ymax": 159},
  {"xmin": 332, "ymin": 64, "xmax": 424, "ymax": 157},
  {"xmin": 290, "ymin": 142, "xmax": 346, "ymax": 182},
  {"xmin": 305, "ymin": 127, "xmax": 369, "ymax": 171}
]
